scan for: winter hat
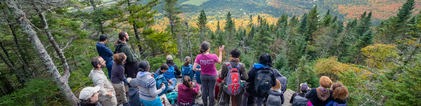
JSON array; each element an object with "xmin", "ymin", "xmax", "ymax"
[
  {"xmin": 79, "ymin": 86, "xmax": 100, "ymax": 100},
  {"xmin": 166, "ymin": 55, "xmax": 173, "ymax": 60},
  {"xmin": 128, "ymin": 77, "xmax": 138, "ymax": 87},
  {"xmin": 301, "ymin": 83, "xmax": 309, "ymax": 93}
]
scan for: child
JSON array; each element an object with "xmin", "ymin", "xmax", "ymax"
[
  {"xmin": 127, "ymin": 77, "xmax": 144, "ymax": 106},
  {"xmin": 156, "ymin": 64, "xmax": 177, "ymax": 91},
  {"xmin": 177, "ymin": 76, "xmax": 200, "ymax": 106},
  {"xmin": 265, "ymin": 80, "xmax": 284, "ymax": 106}
]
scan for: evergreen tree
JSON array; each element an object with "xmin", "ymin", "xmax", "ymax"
[
  {"xmin": 224, "ymin": 11, "xmax": 235, "ymax": 36},
  {"xmin": 337, "ymin": 20, "xmax": 344, "ymax": 33},
  {"xmin": 163, "ymin": 0, "xmax": 183, "ymax": 38},
  {"xmin": 197, "ymin": 9, "xmax": 207, "ymax": 42},
  {"xmin": 299, "ymin": 13, "xmax": 308, "ymax": 36},
  {"xmin": 248, "ymin": 14, "xmax": 253, "ymax": 28},
  {"xmin": 306, "ymin": 5, "xmax": 320, "ymax": 42},
  {"xmin": 322, "ymin": 9, "xmax": 332, "ymax": 27},
  {"xmin": 253, "ymin": 19, "xmax": 274, "ymax": 55},
  {"xmin": 289, "ymin": 15, "xmax": 299, "ymax": 27}
]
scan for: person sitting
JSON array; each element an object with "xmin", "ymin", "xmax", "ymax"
[
  {"xmin": 305, "ymin": 76, "xmax": 334, "ymax": 106},
  {"xmin": 177, "ymin": 76, "xmax": 200, "ymax": 106},
  {"xmin": 266, "ymin": 80, "xmax": 284, "ymax": 106},
  {"xmin": 326, "ymin": 82, "xmax": 348, "ymax": 106},
  {"xmin": 182, "ymin": 56, "xmax": 195, "ymax": 81},
  {"xmin": 137, "ymin": 60, "xmax": 166, "ymax": 106},
  {"xmin": 78, "ymin": 86, "xmax": 102, "ymax": 106},
  {"xmin": 127, "ymin": 77, "xmax": 144, "ymax": 106},
  {"xmin": 290, "ymin": 83, "xmax": 310, "ymax": 106},
  {"xmin": 156, "ymin": 64, "xmax": 177, "ymax": 91}
]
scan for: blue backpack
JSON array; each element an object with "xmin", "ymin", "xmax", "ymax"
[
  {"xmin": 164, "ymin": 65, "xmax": 175, "ymax": 79},
  {"xmin": 154, "ymin": 74, "xmax": 168, "ymax": 96},
  {"xmin": 167, "ymin": 91, "xmax": 178, "ymax": 105},
  {"xmin": 182, "ymin": 65, "xmax": 194, "ymax": 76}
]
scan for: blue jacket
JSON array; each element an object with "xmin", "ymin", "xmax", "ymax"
[{"xmin": 96, "ymin": 42, "xmax": 113, "ymax": 64}]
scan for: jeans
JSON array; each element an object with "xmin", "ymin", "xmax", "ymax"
[
  {"xmin": 167, "ymin": 78, "xmax": 177, "ymax": 91},
  {"xmin": 106, "ymin": 61, "xmax": 114, "ymax": 79},
  {"xmin": 200, "ymin": 74, "xmax": 217, "ymax": 106}
]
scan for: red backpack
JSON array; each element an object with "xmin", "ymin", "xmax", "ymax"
[{"xmin": 222, "ymin": 62, "xmax": 244, "ymax": 96}]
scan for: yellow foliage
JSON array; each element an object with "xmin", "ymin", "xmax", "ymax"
[
  {"xmin": 314, "ymin": 57, "xmax": 368, "ymax": 81},
  {"xmin": 361, "ymin": 44, "xmax": 399, "ymax": 70}
]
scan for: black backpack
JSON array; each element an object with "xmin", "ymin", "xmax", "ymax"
[
  {"xmin": 292, "ymin": 96, "xmax": 308, "ymax": 106},
  {"xmin": 114, "ymin": 43, "xmax": 126, "ymax": 54},
  {"xmin": 253, "ymin": 67, "xmax": 274, "ymax": 98}
]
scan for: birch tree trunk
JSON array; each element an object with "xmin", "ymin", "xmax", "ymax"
[
  {"xmin": 187, "ymin": 23, "xmax": 193, "ymax": 62},
  {"xmin": 5, "ymin": 0, "xmax": 78, "ymax": 105}
]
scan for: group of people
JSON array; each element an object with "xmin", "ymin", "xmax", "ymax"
[{"xmin": 77, "ymin": 31, "xmax": 348, "ymax": 106}]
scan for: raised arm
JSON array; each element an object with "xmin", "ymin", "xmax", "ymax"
[{"xmin": 216, "ymin": 45, "xmax": 225, "ymax": 64}]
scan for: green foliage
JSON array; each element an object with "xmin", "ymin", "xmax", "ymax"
[
  {"xmin": 306, "ymin": 5, "xmax": 320, "ymax": 41},
  {"xmin": 197, "ymin": 9, "xmax": 207, "ymax": 42},
  {"xmin": 0, "ymin": 79, "xmax": 60, "ymax": 106}
]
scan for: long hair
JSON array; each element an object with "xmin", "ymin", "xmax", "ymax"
[
  {"xmin": 332, "ymin": 82, "xmax": 348, "ymax": 100},
  {"xmin": 183, "ymin": 76, "xmax": 192, "ymax": 89},
  {"xmin": 113, "ymin": 53, "xmax": 126, "ymax": 65},
  {"xmin": 200, "ymin": 41, "xmax": 210, "ymax": 54},
  {"xmin": 183, "ymin": 57, "xmax": 191, "ymax": 66}
]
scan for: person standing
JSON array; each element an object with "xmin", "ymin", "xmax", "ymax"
[
  {"xmin": 219, "ymin": 49, "xmax": 248, "ymax": 106},
  {"xmin": 96, "ymin": 34, "xmax": 114, "ymax": 79},
  {"xmin": 115, "ymin": 31, "xmax": 139, "ymax": 78},
  {"xmin": 193, "ymin": 41, "xmax": 224, "ymax": 106},
  {"xmin": 111, "ymin": 53, "xmax": 128, "ymax": 106},
  {"xmin": 89, "ymin": 56, "xmax": 117, "ymax": 106},
  {"xmin": 305, "ymin": 76, "xmax": 334, "ymax": 106}
]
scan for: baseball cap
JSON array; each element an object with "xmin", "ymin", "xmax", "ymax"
[{"xmin": 79, "ymin": 86, "xmax": 100, "ymax": 100}]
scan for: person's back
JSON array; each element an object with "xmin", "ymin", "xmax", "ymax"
[
  {"xmin": 127, "ymin": 78, "xmax": 144, "ymax": 106},
  {"xmin": 96, "ymin": 34, "xmax": 114, "ymax": 79},
  {"xmin": 305, "ymin": 76, "xmax": 334, "ymax": 106},
  {"xmin": 177, "ymin": 76, "xmax": 200, "ymax": 106},
  {"xmin": 266, "ymin": 80, "xmax": 284, "ymax": 106}
]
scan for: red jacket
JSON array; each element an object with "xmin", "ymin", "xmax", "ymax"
[{"xmin": 177, "ymin": 83, "xmax": 200, "ymax": 106}]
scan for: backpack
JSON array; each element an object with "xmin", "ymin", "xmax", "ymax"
[
  {"xmin": 182, "ymin": 65, "xmax": 193, "ymax": 76},
  {"xmin": 253, "ymin": 67, "xmax": 274, "ymax": 97},
  {"xmin": 154, "ymin": 74, "xmax": 168, "ymax": 96},
  {"xmin": 277, "ymin": 76, "xmax": 288, "ymax": 93},
  {"xmin": 292, "ymin": 96, "xmax": 308, "ymax": 106},
  {"xmin": 223, "ymin": 62, "xmax": 244, "ymax": 96},
  {"xmin": 164, "ymin": 64, "xmax": 175, "ymax": 79},
  {"xmin": 114, "ymin": 43, "xmax": 126, "ymax": 54},
  {"xmin": 166, "ymin": 91, "xmax": 178, "ymax": 105}
]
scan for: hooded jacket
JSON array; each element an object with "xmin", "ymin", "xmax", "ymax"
[
  {"xmin": 115, "ymin": 43, "xmax": 137, "ymax": 62},
  {"xmin": 177, "ymin": 83, "xmax": 200, "ymax": 106},
  {"xmin": 245, "ymin": 63, "xmax": 277, "ymax": 94},
  {"xmin": 156, "ymin": 62, "xmax": 181, "ymax": 78},
  {"xmin": 305, "ymin": 88, "xmax": 334, "ymax": 106},
  {"xmin": 266, "ymin": 89, "xmax": 284, "ymax": 106},
  {"xmin": 128, "ymin": 79, "xmax": 144, "ymax": 106},
  {"xmin": 136, "ymin": 71, "xmax": 166, "ymax": 101}
]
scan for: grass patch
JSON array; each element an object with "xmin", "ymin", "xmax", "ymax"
[{"xmin": 181, "ymin": 0, "xmax": 209, "ymax": 6}]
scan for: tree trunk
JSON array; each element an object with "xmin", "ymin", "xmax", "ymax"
[
  {"xmin": 6, "ymin": 0, "xmax": 78, "ymax": 105},
  {"xmin": 0, "ymin": 42, "xmax": 14, "ymax": 66},
  {"xmin": 178, "ymin": 34, "xmax": 183, "ymax": 62},
  {"xmin": 0, "ymin": 48, "xmax": 17, "ymax": 72},
  {"xmin": 89, "ymin": 0, "xmax": 104, "ymax": 34},
  {"xmin": 127, "ymin": 0, "xmax": 143, "ymax": 57},
  {"xmin": 187, "ymin": 23, "xmax": 192, "ymax": 62}
]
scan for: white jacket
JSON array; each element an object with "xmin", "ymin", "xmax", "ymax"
[{"xmin": 89, "ymin": 69, "xmax": 116, "ymax": 101}]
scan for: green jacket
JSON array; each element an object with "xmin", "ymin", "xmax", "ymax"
[{"xmin": 116, "ymin": 43, "xmax": 138, "ymax": 62}]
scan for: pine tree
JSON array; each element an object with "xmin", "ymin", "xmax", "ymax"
[
  {"xmin": 253, "ymin": 19, "xmax": 274, "ymax": 55},
  {"xmin": 197, "ymin": 9, "xmax": 207, "ymax": 43},
  {"xmin": 289, "ymin": 15, "xmax": 299, "ymax": 27},
  {"xmin": 248, "ymin": 14, "xmax": 253, "ymax": 28},
  {"xmin": 299, "ymin": 13, "xmax": 308, "ymax": 36},
  {"xmin": 163, "ymin": 0, "xmax": 183, "ymax": 38},
  {"xmin": 306, "ymin": 5, "xmax": 320, "ymax": 42},
  {"xmin": 224, "ymin": 11, "xmax": 234, "ymax": 36},
  {"xmin": 322, "ymin": 9, "xmax": 332, "ymax": 27}
]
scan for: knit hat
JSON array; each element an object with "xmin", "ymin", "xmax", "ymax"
[
  {"xmin": 128, "ymin": 77, "xmax": 138, "ymax": 87},
  {"xmin": 166, "ymin": 55, "xmax": 173, "ymax": 60},
  {"xmin": 301, "ymin": 83, "xmax": 309, "ymax": 93},
  {"xmin": 79, "ymin": 86, "xmax": 100, "ymax": 100}
]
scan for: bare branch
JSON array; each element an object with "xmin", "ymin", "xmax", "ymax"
[{"xmin": 60, "ymin": 38, "xmax": 73, "ymax": 51}]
